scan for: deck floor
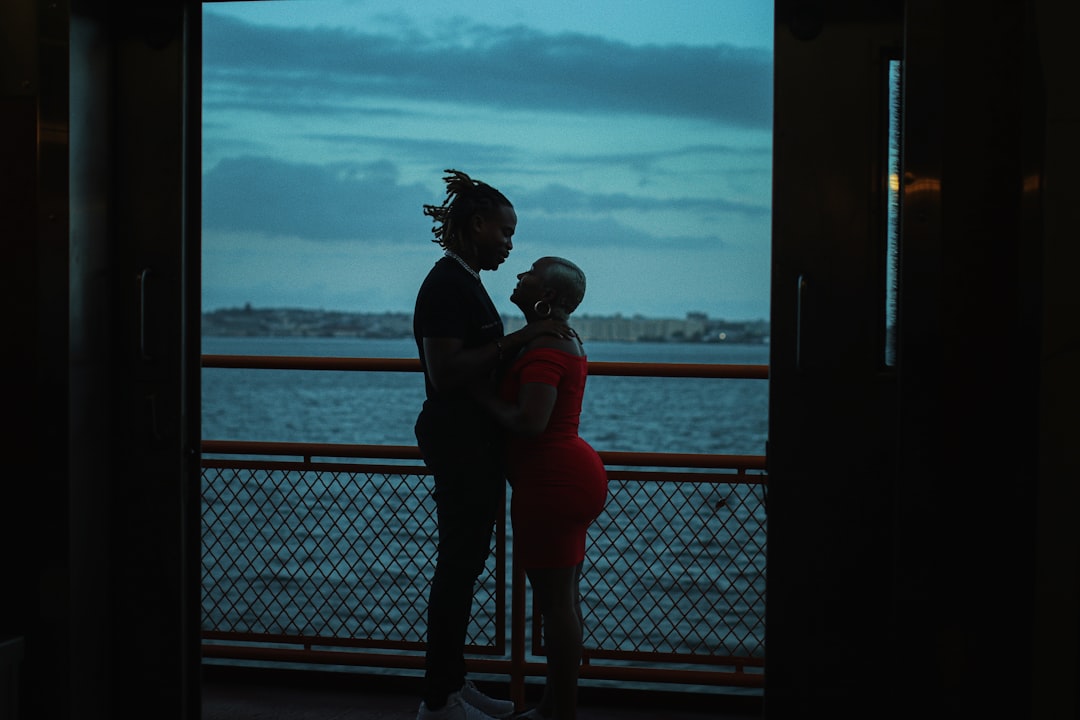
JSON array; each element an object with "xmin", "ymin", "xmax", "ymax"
[{"xmin": 201, "ymin": 666, "xmax": 762, "ymax": 720}]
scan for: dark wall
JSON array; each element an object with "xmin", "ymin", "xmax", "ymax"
[
  {"xmin": 766, "ymin": 0, "xmax": 1073, "ymax": 717},
  {"xmin": 1, "ymin": 2, "xmax": 201, "ymax": 718},
  {"xmin": 1031, "ymin": 2, "xmax": 1080, "ymax": 717},
  {"xmin": 0, "ymin": 1, "xmax": 72, "ymax": 717},
  {"xmin": 893, "ymin": 1, "xmax": 1043, "ymax": 716}
]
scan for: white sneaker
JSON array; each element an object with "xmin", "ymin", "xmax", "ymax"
[
  {"xmin": 459, "ymin": 680, "xmax": 515, "ymax": 719},
  {"xmin": 417, "ymin": 690, "xmax": 499, "ymax": 720}
]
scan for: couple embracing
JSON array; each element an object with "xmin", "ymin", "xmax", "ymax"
[{"xmin": 412, "ymin": 170, "xmax": 608, "ymax": 720}]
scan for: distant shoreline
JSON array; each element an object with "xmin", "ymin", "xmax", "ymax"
[{"xmin": 202, "ymin": 305, "xmax": 770, "ymax": 344}]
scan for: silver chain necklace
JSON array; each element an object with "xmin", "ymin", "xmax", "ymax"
[{"xmin": 444, "ymin": 250, "xmax": 479, "ymax": 281}]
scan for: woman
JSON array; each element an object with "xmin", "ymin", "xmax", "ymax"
[
  {"xmin": 478, "ymin": 257, "xmax": 608, "ymax": 720},
  {"xmin": 413, "ymin": 171, "xmax": 568, "ymax": 720}
]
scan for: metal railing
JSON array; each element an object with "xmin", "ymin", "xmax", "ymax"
[{"xmin": 200, "ymin": 354, "xmax": 768, "ymax": 699}]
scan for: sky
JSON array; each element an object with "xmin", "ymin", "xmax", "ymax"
[{"xmin": 201, "ymin": 0, "xmax": 774, "ymax": 321}]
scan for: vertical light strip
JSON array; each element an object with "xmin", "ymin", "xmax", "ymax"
[{"xmin": 884, "ymin": 58, "xmax": 902, "ymax": 367}]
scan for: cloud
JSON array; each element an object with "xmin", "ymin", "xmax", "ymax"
[
  {"xmin": 203, "ymin": 156, "xmax": 431, "ymax": 241},
  {"xmin": 203, "ymin": 155, "xmax": 762, "ymax": 243},
  {"xmin": 552, "ymin": 142, "xmax": 772, "ymax": 167},
  {"xmin": 302, "ymin": 133, "xmax": 519, "ymax": 167},
  {"xmin": 519, "ymin": 183, "xmax": 767, "ymax": 218},
  {"xmin": 203, "ymin": 11, "xmax": 772, "ymax": 129}
]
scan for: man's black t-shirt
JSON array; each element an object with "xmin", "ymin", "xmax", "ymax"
[{"xmin": 413, "ymin": 256, "xmax": 504, "ymax": 470}]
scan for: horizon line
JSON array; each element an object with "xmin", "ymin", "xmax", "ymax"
[{"xmin": 202, "ymin": 304, "xmax": 771, "ymax": 323}]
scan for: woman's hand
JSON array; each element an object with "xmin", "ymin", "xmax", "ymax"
[
  {"xmin": 501, "ymin": 319, "xmax": 573, "ymax": 362},
  {"xmin": 526, "ymin": 317, "xmax": 572, "ymax": 341}
]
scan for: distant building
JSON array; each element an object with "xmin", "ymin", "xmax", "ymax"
[{"xmin": 203, "ymin": 306, "xmax": 767, "ymax": 343}]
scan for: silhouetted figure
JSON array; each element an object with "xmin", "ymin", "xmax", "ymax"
[
  {"xmin": 413, "ymin": 170, "xmax": 567, "ymax": 720},
  {"xmin": 477, "ymin": 257, "xmax": 609, "ymax": 720}
]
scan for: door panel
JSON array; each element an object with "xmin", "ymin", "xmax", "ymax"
[
  {"xmin": 766, "ymin": 2, "xmax": 903, "ymax": 712},
  {"xmin": 69, "ymin": 2, "xmax": 201, "ymax": 716}
]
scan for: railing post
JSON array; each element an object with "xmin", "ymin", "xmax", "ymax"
[{"xmin": 509, "ymin": 555, "xmax": 527, "ymax": 710}]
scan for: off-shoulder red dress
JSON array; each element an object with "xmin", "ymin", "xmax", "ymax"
[{"xmin": 500, "ymin": 347, "xmax": 608, "ymax": 569}]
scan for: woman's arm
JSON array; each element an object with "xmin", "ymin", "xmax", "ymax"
[
  {"xmin": 480, "ymin": 382, "xmax": 557, "ymax": 437},
  {"xmin": 422, "ymin": 336, "xmax": 495, "ymax": 393},
  {"xmin": 422, "ymin": 319, "xmax": 570, "ymax": 393}
]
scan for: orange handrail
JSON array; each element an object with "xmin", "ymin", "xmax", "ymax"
[{"xmin": 201, "ymin": 353, "xmax": 769, "ymax": 380}]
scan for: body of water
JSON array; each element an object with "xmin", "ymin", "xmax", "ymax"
[{"xmin": 201, "ymin": 336, "xmax": 770, "ymax": 456}]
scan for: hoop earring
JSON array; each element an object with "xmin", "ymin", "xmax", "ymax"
[{"xmin": 533, "ymin": 299, "xmax": 552, "ymax": 318}]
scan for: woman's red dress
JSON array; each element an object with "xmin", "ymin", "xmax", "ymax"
[{"xmin": 500, "ymin": 347, "xmax": 608, "ymax": 569}]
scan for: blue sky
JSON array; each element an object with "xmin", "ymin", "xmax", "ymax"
[{"xmin": 201, "ymin": 0, "xmax": 773, "ymax": 321}]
